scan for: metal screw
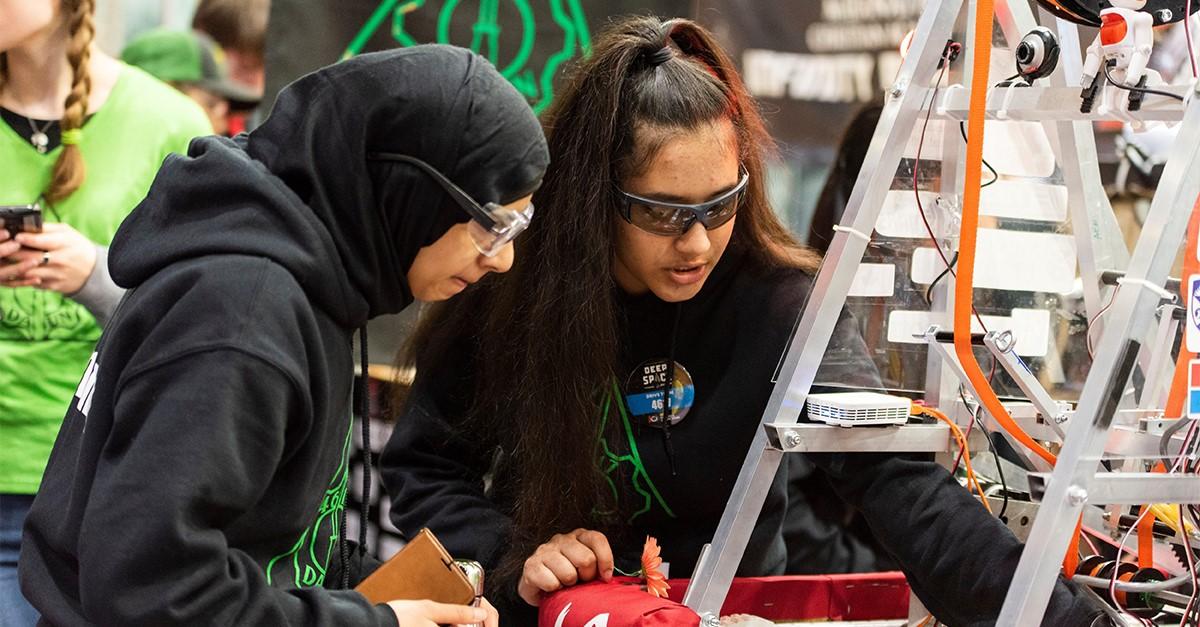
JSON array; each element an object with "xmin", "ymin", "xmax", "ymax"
[
  {"xmin": 701, "ymin": 613, "xmax": 721, "ymax": 627},
  {"xmin": 1066, "ymin": 485, "xmax": 1088, "ymax": 506},
  {"xmin": 1157, "ymin": 9, "xmax": 1173, "ymax": 22},
  {"xmin": 784, "ymin": 430, "xmax": 802, "ymax": 449},
  {"xmin": 1054, "ymin": 413, "xmax": 1069, "ymax": 424}
]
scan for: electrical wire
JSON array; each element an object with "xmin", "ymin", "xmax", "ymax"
[
  {"xmin": 950, "ymin": 405, "xmax": 975, "ymax": 474},
  {"xmin": 1082, "ymin": 529, "xmax": 1101, "ymax": 556},
  {"xmin": 1075, "ymin": 573, "xmax": 1194, "ymax": 593},
  {"xmin": 958, "ymin": 121, "xmax": 999, "ymax": 188},
  {"xmin": 1098, "ymin": 351, "xmax": 1199, "ymax": 622},
  {"xmin": 914, "ymin": 404, "xmax": 993, "ymax": 515},
  {"xmin": 1185, "ymin": 0, "xmax": 1197, "ymax": 79},
  {"xmin": 963, "ymin": 389, "xmax": 1009, "ymax": 521},
  {"xmin": 1179, "ymin": 503, "xmax": 1198, "ymax": 627},
  {"xmin": 924, "ymin": 252, "xmax": 959, "ymax": 305},
  {"xmin": 1086, "ymin": 286, "xmax": 1121, "ymax": 359},
  {"xmin": 1102, "ymin": 61, "xmax": 1188, "ymax": 102},
  {"xmin": 1161, "ymin": 417, "xmax": 1195, "ymax": 469},
  {"xmin": 1111, "ymin": 506, "xmax": 1164, "ymax": 625}
]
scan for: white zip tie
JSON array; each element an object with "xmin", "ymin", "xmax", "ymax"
[
  {"xmin": 832, "ymin": 224, "xmax": 872, "ymax": 243},
  {"xmin": 1116, "ymin": 276, "xmax": 1177, "ymax": 302},
  {"xmin": 937, "ymin": 83, "xmax": 964, "ymax": 116}
]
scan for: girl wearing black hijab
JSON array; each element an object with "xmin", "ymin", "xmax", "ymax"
[{"xmin": 19, "ymin": 45, "xmax": 548, "ymax": 626}]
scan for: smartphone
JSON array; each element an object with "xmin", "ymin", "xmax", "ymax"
[{"xmin": 1, "ymin": 204, "xmax": 43, "ymax": 238}]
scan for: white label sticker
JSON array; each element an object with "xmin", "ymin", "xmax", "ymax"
[
  {"xmin": 886, "ymin": 308, "xmax": 1052, "ymax": 357},
  {"xmin": 1187, "ymin": 276, "xmax": 1200, "ymax": 354},
  {"xmin": 911, "ymin": 229, "xmax": 1077, "ymax": 294},
  {"xmin": 980, "ymin": 181, "xmax": 1068, "ymax": 223},
  {"xmin": 848, "ymin": 263, "xmax": 896, "ymax": 297}
]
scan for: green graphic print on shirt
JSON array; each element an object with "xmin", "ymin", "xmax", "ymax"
[
  {"xmin": 265, "ymin": 418, "xmax": 353, "ymax": 588},
  {"xmin": 0, "ymin": 289, "xmax": 93, "ymax": 342}
]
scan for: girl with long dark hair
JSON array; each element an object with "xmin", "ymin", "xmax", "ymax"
[{"xmin": 381, "ymin": 17, "xmax": 1109, "ymax": 626}]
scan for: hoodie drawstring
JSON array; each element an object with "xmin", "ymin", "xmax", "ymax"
[
  {"xmin": 340, "ymin": 325, "xmax": 373, "ymax": 589},
  {"xmin": 659, "ymin": 304, "xmax": 682, "ymax": 476}
]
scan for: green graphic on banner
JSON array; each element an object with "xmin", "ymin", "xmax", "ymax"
[{"xmin": 342, "ymin": 0, "xmax": 591, "ymax": 113}]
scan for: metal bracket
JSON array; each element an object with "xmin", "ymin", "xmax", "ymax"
[
  {"xmin": 765, "ymin": 422, "xmax": 951, "ymax": 454},
  {"xmin": 982, "ymin": 331, "xmax": 1070, "ymax": 440},
  {"xmin": 1029, "ymin": 474, "xmax": 1200, "ymax": 504}
]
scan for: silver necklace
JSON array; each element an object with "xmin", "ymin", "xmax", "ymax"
[{"xmin": 26, "ymin": 117, "xmax": 55, "ymax": 154}]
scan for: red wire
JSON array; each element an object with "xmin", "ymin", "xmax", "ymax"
[
  {"xmin": 1186, "ymin": 0, "xmax": 1197, "ymax": 78},
  {"xmin": 1080, "ymin": 527, "xmax": 1101, "ymax": 555},
  {"xmin": 1178, "ymin": 503, "xmax": 1197, "ymax": 627}
]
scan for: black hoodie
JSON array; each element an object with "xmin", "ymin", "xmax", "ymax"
[
  {"xmin": 19, "ymin": 45, "xmax": 547, "ymax": 626},
  {"xmin": 381, "ymin": 244, "xmax": 1110, "ymax": 626}
]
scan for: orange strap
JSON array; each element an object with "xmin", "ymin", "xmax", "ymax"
[
  {"xmin": 953, "ymin": 0, "xmax": 1079, "ymax": 574},
  {"xmin": 952, "ymin": 0, "xmax": 1057, "ymax": 471},
  {"xmin": 1164, "ymin": 194, "xmax": 1200, "ymax": 418},
  {"xmin": 1137, "ymin": 505, "xmax": 1157, "ymax": 569},
  {"xmin": 1064, "ymin": 518, "xmax": 1083, "ymax": 575}
]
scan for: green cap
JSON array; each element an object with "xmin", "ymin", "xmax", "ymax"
[{"xmin": 121, "ymin": 29, "xmax": 260, "ymax": 110}]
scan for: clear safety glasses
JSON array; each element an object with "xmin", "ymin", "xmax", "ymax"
[{"xmin": 367, "ymin": 152, "xmax": 534, "ymax": 257}]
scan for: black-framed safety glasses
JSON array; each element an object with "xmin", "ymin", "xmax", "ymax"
[
  {"xmin": 616, "ymin": 170, "xmax": 749, "ymax": 237},
  {"xmin": 367, "ymin": 152, "xmax": 534, "ymax": 257}
]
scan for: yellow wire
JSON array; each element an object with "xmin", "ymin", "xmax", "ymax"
[{"xmin": 914, "ymin": 405, "xmax": 994, "ymax": 515}]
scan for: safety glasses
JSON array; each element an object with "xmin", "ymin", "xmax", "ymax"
[
  {"xmin": 367, "ymin": 152, "xmax": 534, "ymax": 257},
  {"xmin": 616, "ymin": 170, "xmax": 749, "ymax": 236}
]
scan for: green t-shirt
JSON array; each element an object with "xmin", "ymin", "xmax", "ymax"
[{"xmin": 0, "ymin": 64, "xmax": 211, "ymax": 493}]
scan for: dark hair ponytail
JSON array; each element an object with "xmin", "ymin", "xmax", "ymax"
[{"xmin": 400, "ymin": 15, "xmax": 820, "ymax": 594}]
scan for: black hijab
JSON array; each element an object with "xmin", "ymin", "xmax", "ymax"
[{"xmin": 245, "ymin": 44, "xmax": 549, "ymax": 315}]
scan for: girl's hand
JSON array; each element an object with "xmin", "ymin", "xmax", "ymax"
[
  {"xmin": 9, "ymin": 223, "xmax": 98, "ymax": 294},
  {"xmin": 385, "ymin": 598, "xmax": 495, "ymax": 626},
  {"xmin": 518, "ymin": 529, "xmax": 614, "ymax": 606}
]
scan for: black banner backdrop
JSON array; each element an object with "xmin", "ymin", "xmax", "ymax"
[
  {"xmin": 264, "ymin": 0, "xmax": 693, "ymax": 116},
  {"xmin": 263, "ymin": 0, "xmax": 918, "ymax": 153},
  {"xmin": 697, "ymin": 0, "xmax": 921, "ymax": 146}
]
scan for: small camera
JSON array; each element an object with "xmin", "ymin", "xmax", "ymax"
[{"xmin": 1015, "ymin": 27, "xmax": 1060, "ymax": 84}]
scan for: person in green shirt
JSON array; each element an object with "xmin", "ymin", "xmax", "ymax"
[{"xmin": 0, "ymin": 0, "xmax": 211, "ymax": 622}]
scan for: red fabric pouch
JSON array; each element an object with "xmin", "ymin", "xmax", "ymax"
[{"xmin": 538, "ymin": 581, "xmax": 701, "ymax": 627}]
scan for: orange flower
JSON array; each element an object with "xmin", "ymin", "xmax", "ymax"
[{"xmin": 641, "ymin": 535, "xmax": 670, "ymax": 598}]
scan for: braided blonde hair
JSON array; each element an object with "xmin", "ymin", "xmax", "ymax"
[{"xmin": 44, "ymin": 0, "xmax": 96, "ymax": 203}]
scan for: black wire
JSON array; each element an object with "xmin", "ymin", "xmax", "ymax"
[
  {"xmin": 1102, "ymin": 61, "xmax": 1187, "ymax": 102},
  {"xmin": 1160, "ymin": 417, "xmax": 1191, "ymax": 469},
  {"xmin": 958, "ymin": 121, "xmax": 999, "ymax": 188},
  {"xmin": 924, "ymin": 251, "xmax": 959, "ymax": 305},
  {"xmin": 659, "ymin": 304, "xmax": 682, "ymax": 476},
  {"xmin": 962, "ymin": 389, "xmax": 1008, "ymax": 520},
  {"xmin": 1179, "ymin": 504, "xmax": 1199, "ymax": 624},
  {"xmin": 358, "ymin": 325, "xmax": 371, "ymax": 550}
]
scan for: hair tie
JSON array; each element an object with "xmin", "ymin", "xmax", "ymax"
[
  {"xmin": 61, "ymin": 129, "xmax": 83, "ymax": 146},
  {"xmin": 647, "ymin": 46, "xmax": 674, "ymax": 67}
]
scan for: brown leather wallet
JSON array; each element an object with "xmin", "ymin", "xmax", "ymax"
[{"xmin": 354, "ymin": 528, "xmax": 475, "ymax": 605}]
